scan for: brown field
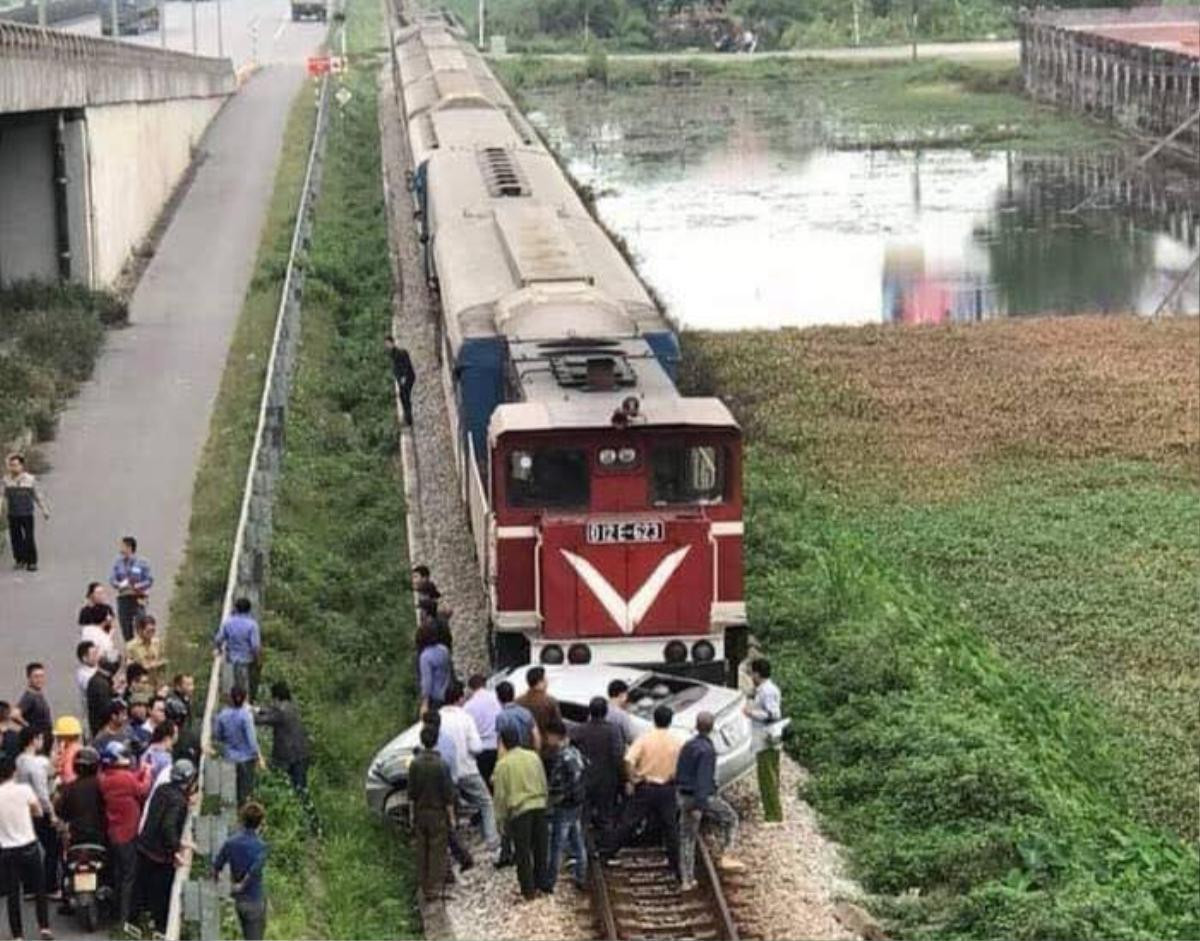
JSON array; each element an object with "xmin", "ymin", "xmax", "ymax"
[{"xmin": 682, "ymin": 315, "xmax": 1200, "ymax": 496}]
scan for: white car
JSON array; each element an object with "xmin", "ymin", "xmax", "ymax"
[{"xmin": 365, "ymin": 663, "xmax": 770, "ymax": 822}]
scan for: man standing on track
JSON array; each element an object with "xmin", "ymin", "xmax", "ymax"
[
  {"xmin": 110, "ymin": 536, "xmax": 154, "ymax": 643},
  {"xmin": 1, "ymin": 453, "xmax": 49, "ymax": 572},
  {"xmin": 676, "ymin": 711, "xmax": 745, "ymax": 892},
  {"xmin": 385, "ymin": 335, "xmax": 416, "ymax": 426},
  {"xmin": 602, "ymin": 705, "xmax": 682, "ymax": 879}
]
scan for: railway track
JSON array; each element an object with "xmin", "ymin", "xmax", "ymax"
[{"xmin": 591, "ymin": 839, "xmax": 754, "ymax": 941}]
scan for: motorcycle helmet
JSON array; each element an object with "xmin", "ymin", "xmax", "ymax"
[
  {"xmin": 73, "ymin": 746, "xmax": 100, "ymax": 775},
  {"xmin": 164, "ymin": 696, "xmax": 189, "ymax": 724},
  {"xmin": 170, "ymin": 758, "xmax": 196, "ymax": 786},
  {"xmin": 101, "ymin": 740, "xmax": 130, "ymax": 766}
]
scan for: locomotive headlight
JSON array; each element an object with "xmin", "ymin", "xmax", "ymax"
[
  {"xmin": 618, "ymin": 447, "xmax": 637, "ymax": 464},
  {"xmin": 664, "ymin": 640, "xmax": 688, "ymax": 663},
  {"xmin": 692, "ymin": 640, "xmax": 716, "ymax": 662},
  {"xmin": 598, "ymin": 448, "xmax": 617, "ymax": 466}
]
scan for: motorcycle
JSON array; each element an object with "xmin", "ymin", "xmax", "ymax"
[{"xmin": 62, "ymin": 843, "xmax": 110, "ymax": 932}]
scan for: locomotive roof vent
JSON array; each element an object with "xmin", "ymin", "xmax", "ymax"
[
  {"xmin": 550, "ymin": 353, "xmax": 636, "ymax": 391},
  {"xmin": 478, "ymin": 146, "xmax": 529, "ymax": 198}
]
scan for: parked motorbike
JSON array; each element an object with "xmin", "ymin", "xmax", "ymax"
[{"xmin": 62, "ymin": 843, "xmax": 110, "ymax": 932}]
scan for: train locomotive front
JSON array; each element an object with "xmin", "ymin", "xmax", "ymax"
[{"xmin": 392, "ymin": 16, "xmax": 747, "ymax": 683}]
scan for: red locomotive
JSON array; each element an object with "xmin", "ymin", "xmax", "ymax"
[{"xmin": 394, "ymin": 15, "xmax": 747, "ymax": 682}]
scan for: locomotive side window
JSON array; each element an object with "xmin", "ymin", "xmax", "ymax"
[
  {"xmin": 508, "ymin": 448, "xmax": 589, "ymax": 508},
  {"xmin": 650, "ymin": 445, "xmax": 725, "ymax": 504}
]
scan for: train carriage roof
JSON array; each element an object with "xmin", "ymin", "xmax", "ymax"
[
  {"xmin": 426, "ymin": 148, "xmax": 666, "ymax": 350},
  {"xmin": 395, "ymin": 25, "xmax": 514, "ymax": 121},
  {"xmin": 491, "ymin": 336, "xmax": 737, "ymax": 438},
  {"xmin": 409, "ymin": 107, "xmax": 531, "ymax": 170}
]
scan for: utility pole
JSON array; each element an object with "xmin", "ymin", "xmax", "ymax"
[
  {"xmin": 110, "ymin": 0, "xmax": 119, "ymax": 37},
  {"xmin": 191, "ymin": 0, "xmax": 197, "ymax": 53},
  {"xmin": 477, "ymin": 0, "xmax": 484, "ymax": 49},
  {"xmin": 910, "ymin": 0, "xmax": 918, "ymax": 61},
  {"xmin": 851, "ymin": 0, "xmax": 859, "ymax": 47},
  {"xmin": 216, "ymin": 0, "xmax": 224, "ymax": 57},
  {"xmin": 36, "ymin": 0, "xmax": 45, "ymax": 27},
  {"xmin": 160, "ymin": 0, "xmax": 166, "ymax": 47}
]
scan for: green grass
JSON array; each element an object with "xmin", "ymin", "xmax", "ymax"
[
  {"xmin": 679, "ymin": 324, "xmax": 1200, "ymax": 939},
  {"xmin": 256, "ymin": 49, "xmax": 418, "ymax": 937},
  {"xmin": 496, "ymin": 56, "xmax": 1118, "ymax": 151},
  {"xmin": 744, "ymin": 458, "xmax": 1199, "ymax": 940},
  {"xmin": 0, "ymin": 283, "xmax": 125, "ymax": 452},
  {"xmin": 164, "ymin": 88, "xmax": 319, "ymax": 683},
  {"xmin": 840, "ymin": 461, "xmax": 1200, "ymax": 844}
]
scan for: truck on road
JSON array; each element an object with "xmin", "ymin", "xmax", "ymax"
[
  {"xmin": 290, "ymin": 0, "xmax": 327, "ymax": 21},
  {"xmin": 97, "ymin": 0, "xmax": 159, "ymax": 35}
]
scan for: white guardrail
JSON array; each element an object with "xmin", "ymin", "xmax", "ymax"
[{"xmin": 163, "ymin": 70, "xmax": 332, "ymax": 941}]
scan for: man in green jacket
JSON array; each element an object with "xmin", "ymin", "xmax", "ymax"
[
  {"xmin": 492, "ymin": 725, "xmax": 548, "ymax": 900},
  {"xmin": 408, "ymin": 724, "xmax": 455, "ymax": 903}
]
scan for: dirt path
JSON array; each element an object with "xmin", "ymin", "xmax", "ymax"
[{"xmin": 492, "ymin": 38, "xmax": 1020, "ymax": 65}]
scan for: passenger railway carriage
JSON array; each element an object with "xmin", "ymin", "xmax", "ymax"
[{"xmin": 392, "ymin": 15, "xmax": 747, "ymax": 683}]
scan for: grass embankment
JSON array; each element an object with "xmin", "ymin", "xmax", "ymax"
[
  {"xmin": 680, "ymin": 317, "xmax": 1200, "ymax": 939},
  {"xmin": 255, "ymin": 50, "xmax": 419, "ymax": 940},
  {"xmin": 0, "ymin": 283, "xmax": 125, "ymax": 452},
  {"xmin": 164, "ymin": 88, "xmax": 319, "ymax": 682},
  {"xmin": 497, "ymin": 56, "xmax": 1117, "ymax": 151},
  {"xmin": 166, "ymin": 1, "xmax": 417, "ymax": 933}
]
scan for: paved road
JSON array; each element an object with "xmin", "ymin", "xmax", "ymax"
[
  {"xmin": 2, "ymin": 8, "xmax": 321, "ymax": 934},
  {"xmin": 494, "ymin": 38, "xmax": 1020, "ymax": 64},
  {"xmin": 65, "ymin": 0, "xmax": 328, "ymax": 67}
]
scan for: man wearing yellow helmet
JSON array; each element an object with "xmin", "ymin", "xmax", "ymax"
[{"xmin": 52, "ymin": 716, "xmax": 83, "ymax": 787}]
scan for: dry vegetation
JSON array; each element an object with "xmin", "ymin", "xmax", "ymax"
[{"xmin": 683, "ymin": 315, "xmax": 1199, "ymax": 498}]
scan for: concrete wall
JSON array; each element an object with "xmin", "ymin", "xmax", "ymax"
[
  {"xmin": 0, "ymin": 113, "xmax": 57, "ymax": 282},
  {"xmin": 84, "ymin": 95, "xmax": 223, "ymax": 284},
  {"xmin": 0, "ymin": 21, "xmax": 235, "ymax": 113}
]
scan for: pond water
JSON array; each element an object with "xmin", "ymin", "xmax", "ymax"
[{"xmin": 524, "ymin": 83, "xmax": 1200, "ymax": 329}]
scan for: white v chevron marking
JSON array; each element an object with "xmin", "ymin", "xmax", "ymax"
[{"xmin": 560, "ymin": 545, "xmax": 691, "ymax": 636}]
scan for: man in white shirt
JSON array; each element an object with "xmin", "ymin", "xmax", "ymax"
[
  {"xmin": 0, "ymin": 753, "xmax": 51, "ymax": 939},
  {"xmin": 440, "ymin": 681, "xmax": 499, "ymax": 851},
  {"xmin": 80, "ymin": 619, "xmax": 118, "ymax": 660},
  {"xmin": 462, "ymin": 674, "xmax": 501, "ymax": 786}
]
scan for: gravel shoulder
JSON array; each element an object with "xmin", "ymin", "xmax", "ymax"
[{"xmin": 377, "ymin": 54, "xmax": 864, "ymax": 941}]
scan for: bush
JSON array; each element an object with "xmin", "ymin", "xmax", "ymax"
[
  {"xmin": 0, "ymin": 283, "xmax": 118, "ymax": 446},
  {"xmin": 747, "ymin": 463, "xmax": 1200, "ymax": 939}
]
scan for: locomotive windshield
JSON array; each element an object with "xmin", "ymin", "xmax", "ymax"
[
  {"xmin": 650, "ymin": 444, "xmax": 725, "ymax": 504},
  {"xmin": 507, "ymin": 447, "xmax": 589, "ymax": 508}
]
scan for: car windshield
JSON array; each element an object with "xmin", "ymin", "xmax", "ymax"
[{"xmin": 626, "ymin": 674, "xmax": 708, "ymax": 719}]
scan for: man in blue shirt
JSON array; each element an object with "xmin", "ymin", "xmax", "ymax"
[
  {"xmin": 417, "ymin": 628, "xmax": 452, "ymax": 717},
  {"xmin": 676, "ymin": 711, "xmax": 745, "ymax": 892},
  {"xmin": 215, "ymin": 598, "xmax": 263, "ymax": 702},
  {"xmin": 494, "ymin": 681, "xmax": 539, "ymax": 750},
  {"xmin": 213, "ymin": 801, "xmax": 269, "ymax": 940},
  {"xmin": 110, "ymin": 535, "xmax": 154, "ymax": 643},
  {"xmin": 214, "ymin": 686, "xmax": 262, "ymax": 805}
]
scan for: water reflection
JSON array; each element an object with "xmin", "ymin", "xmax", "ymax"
[{"xmin": 526, "ymin": 86, "xmax": 1199, "ymax": 329}]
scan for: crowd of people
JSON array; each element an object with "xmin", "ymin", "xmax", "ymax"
[
  {"xmin": 0, "ymin": 530, "xmax": 308, "ymax": 941},
  {"xmin": 408, "ymin": 563, "xmax": 787, "ymax": 906}
]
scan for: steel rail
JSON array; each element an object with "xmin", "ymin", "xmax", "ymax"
[
  {"xmin": 590, "ymin": 835, "xmax": 740, "ymax": 941},
  {"xmin": 162, "ymin": 69, "xmax": 332, "ymax": 941}
]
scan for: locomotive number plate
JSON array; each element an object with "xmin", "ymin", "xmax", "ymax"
[{"xmin": 587, "ymin": 520, "xmax": 664, "ymax": 544}]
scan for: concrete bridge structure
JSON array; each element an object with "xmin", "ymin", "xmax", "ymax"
[
  {"xmin": 0, "ymin": 20, "xmax": 234, "ymax": 286},
  {"xmin": 1019, "ymin": 6, "xmax": 1200, "ymax": 159}
]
